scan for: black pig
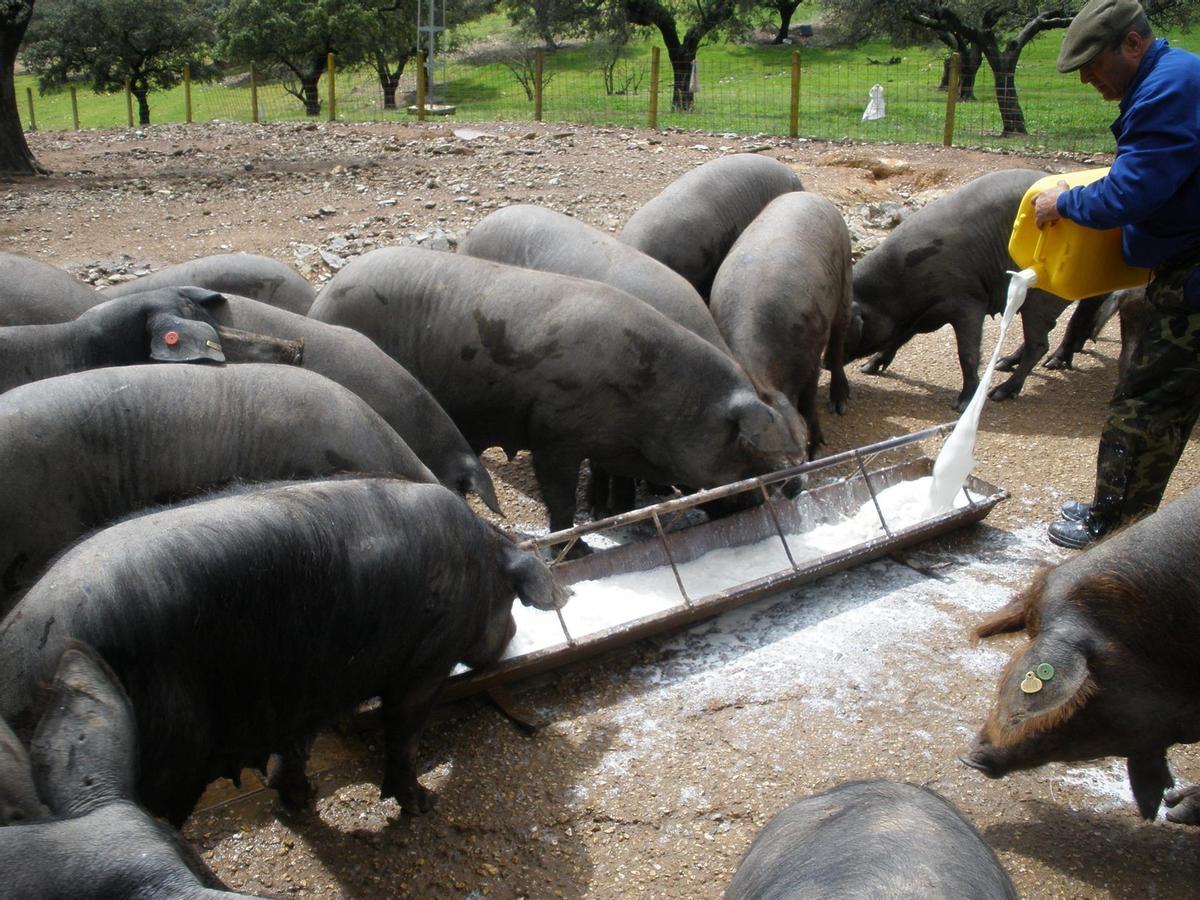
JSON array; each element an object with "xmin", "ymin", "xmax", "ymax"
[
  {"xmin": 725, "ymin": 780, "xmax": 1016, "ymax": 899},
  {"xmin": 0, "ymin": 478, "xmax": 568, "ymax": 827},
  {"xmin": 0, "ymin": 645, "xmax": 263, "ymax": 897},
  {"xmin": 964, "ymin": 485, "xmax": 1200, "ymax": 823}
]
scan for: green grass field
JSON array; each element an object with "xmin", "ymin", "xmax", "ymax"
[{"xmin": 15, "ymin": 10, "xmax": 1199, "ymax": 154}]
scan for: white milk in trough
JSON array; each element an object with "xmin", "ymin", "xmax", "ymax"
[{"xmin": 445, "ymin": 426, "xmax": 1009, "ymax": 702}]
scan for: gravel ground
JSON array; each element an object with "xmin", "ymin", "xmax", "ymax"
[{"xmin": 4, "ymin": 120, "xmax": 1199, "ymax": 899}]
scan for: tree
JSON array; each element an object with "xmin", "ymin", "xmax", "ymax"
[
  {"xmin": 622, "ymin": 0, "xmax": 754, "ymax": 110},
  {"xmin": 500, "ymin": 0, "xmax": 585, "ymax": 49},
  {"xmin": 22, "ymin": 0, "xmax": 214, "ymax": 127},
  {"xmin": 218, "ymin": 0, "xmax": 377, "ymax": 116},
  {"xmin": 367, "ymin": 0, "xmax": 494, "ymax": 111},
  {"xmin": 823, "ymin": 0, "xmax": 1197, "ymax": 136},
  {"xmin": 1, "ymin": 0, "xmax": 43, "ymax": 175}
]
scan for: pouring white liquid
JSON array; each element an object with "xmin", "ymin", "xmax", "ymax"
[{"xmin": 926, "ymin": 268, "xmax": 1038, "ymax": 514}]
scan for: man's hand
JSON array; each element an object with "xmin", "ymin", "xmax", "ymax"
[{"xmin": 1034, "ymin": 180, "xmax": 1070, "ymax": 227}]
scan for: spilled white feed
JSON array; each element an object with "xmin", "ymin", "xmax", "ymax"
[{"xmin": 502, "ymin": 476, "xmax": 977, "ymax": 659}]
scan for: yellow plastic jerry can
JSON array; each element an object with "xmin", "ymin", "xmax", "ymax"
[{"xmin": 1009, "ymin": 168, "xmax": 1152, "ymax": 301}]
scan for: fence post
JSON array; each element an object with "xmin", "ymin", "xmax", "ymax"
[
  {"xmin": 942, "ymin": 52, "xmax": 961, "ymax": 147},
  {"xmin": 70, "ymin": 86, "xmax": 79, "ymax": 130},
  {"xmin": 648, "ymin": 46, "xmax": 660, "ymax": 129},
  {"xmin": 125, "ymin": 78, "xmax": 133, "ymax": 127},
  {"xmin": 25, "ymin": 87, "xmax": 35, "ymax": 132},
  {"xmin": 184, "ymin": 64, "xmax": 192, "ymax": 124},
  {"xmin": 534, "ymin": 49, "xmax": 544, "ymax": 122},
  {"xmin": 250, "ymin": 63, "xmax": 259, "ymax": 123},
  {"xmin": 416, "ymin": 50, "xmax": 427, "ymax": 121},
  {"xmin": 327, "ymin": 53, "xmax": 336, "ymax": 122},
  {"xmin": 789, "ymin": 50, "xmax": 800, "ymax": 138}
]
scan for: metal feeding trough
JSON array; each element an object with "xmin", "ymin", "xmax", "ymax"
[{"xmin": 444, "ymin": 423, "xmax": 1006, "ymax": 703}]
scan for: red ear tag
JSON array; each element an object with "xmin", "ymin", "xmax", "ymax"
[{"xmin": 164, "ymin": 331, "xmax": 180, "ymax": 346}]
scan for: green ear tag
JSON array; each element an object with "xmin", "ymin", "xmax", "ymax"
[
  {"xmin": 1035, "ymin": 663, "xmax": 1055, "ymax": 681},
  {"xmin": 1020, "ymin": 672, "xmax": 1043, "ymax": 694}
]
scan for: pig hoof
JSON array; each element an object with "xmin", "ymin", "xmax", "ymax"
[
  {"xmin": 1164, "ymin": 786, "xmax": 1200, "ymax": 825},
  {"xmin": 383, "ymin": 774, "xmax": 436, "ymax": 814},
  {"xmin": 1043, "ymin": 355, "xmax": 1071, "ymax": 371},
  {"xmin": 987, "ymin": 384, "xmax": 1016, "ymax": 402},
  {"xmin": 860, "ymin": 358, "xmax": 887, "ymax": 375},
  {"xmin": 827, "ymin": 397, "xmax": 849, "ymax": 416}
]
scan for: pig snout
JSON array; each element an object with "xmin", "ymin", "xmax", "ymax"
[{"xmin": 959, "ymin": 740, "xmax": 1005, "ymax": 779}]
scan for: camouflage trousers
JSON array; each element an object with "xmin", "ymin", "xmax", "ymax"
[{"xmin": 1091, "ymin": 245, "xmax": 1200, "ymax": 529}]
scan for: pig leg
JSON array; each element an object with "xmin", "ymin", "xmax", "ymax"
[
  {"xmin": 380, "ymin": 678, "xmax": 446, "ymax": 814},
  {"xmin": 950, "ymin": 316, "xmax": 983, "ymax": 411},
  {"xmin": 265, "ymin": 735, "xmax": 316, "ymax": 811},
  {"xmin": 1128, "ymin": 751, "xmax": 1174, "ymax": 820},
  {"xmin": 1164, "ymin": 784, "xmax": 1200, "ymax": 825},
  {"xmin": 1044, "ymin": 295, "xmax": 1105, "ymax": 370},
  {"xmin": 990, "ymin": 300, "xmax": 1057, "ymax": 401},
  {"xmin": 824, "ymin": 294, "xmax": 851, "ymax": 415},
  {"xmin": 531, "ymin": 451, "xmax": 589, "ymax": 556}
]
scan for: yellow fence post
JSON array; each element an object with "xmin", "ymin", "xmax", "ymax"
[
  {"xmin": 648, "ymin": 46, "xmax": 660, "ymax": 130},
  {"xmin": 327, "ymin": 53, "xmax": 336, "ymax": 122},
  {"xmin": 789, "ymin": 50, "xmax": 800, "ymax": 138},
  {"xmin": 125, "ymin": 78, "xmax": 133, "ymax": 126},
  {"xmin": 25, "ymin": 87, "xmax": 35, "ymax": 132},
  {"xmin": 184, "ymin": 64, "xmax": 192, "ymax": 124},
  {"xmin": 70, "ymin": 86, "xmax": 79, "ymax": 130},
  {"xmin": 534, "ymin": 49, "xmax": 544, "ymax": 122},
  {"xmin": 250, "ymin": 63, "xmax": 259, "ymax": 123},
  {"xmin": 943, "ymin": 52, "xmax": 961, "ymax": 147},
  {"xmin": 416, "ymin": 51, "xmax": 427, "ymax": 122}
]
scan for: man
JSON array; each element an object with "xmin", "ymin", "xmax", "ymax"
[{"xmin": 1035, "ymin": 0, "xmax": 1200, "ymax": 549}]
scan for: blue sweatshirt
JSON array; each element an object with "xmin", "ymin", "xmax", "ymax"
[{"xmin": 1057, "ymin": 39, "xmax": 1200, "ymax": 269}]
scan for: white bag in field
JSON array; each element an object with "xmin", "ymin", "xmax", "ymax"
[{"xmin": 862, "ymin": 83, "xmax": 885, "ymax": 121}]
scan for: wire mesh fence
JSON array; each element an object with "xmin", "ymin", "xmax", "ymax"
[{"xmin": 17, "ymin": 45, "xmax": 1129, "ymax": 155}]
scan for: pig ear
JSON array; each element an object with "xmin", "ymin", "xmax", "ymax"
[
  {"xmin": 30, "ymin": 643, "xmax": 139, "ymax": 817},
  {"xmin": 147, "ymin": 312, "xmax": 226, "ymax": 363},
  {"xmin": 1001, "ymin": 637, "xmax": 1093, "ymax": 736},
  {"xmin": 497, "ymin": 541, "xmax": 571, "ymax": 612},
  {"xmin": 728, "ymin": 392, "xmax": 791, "ymax": 454},
  {"xmin": 0, "ymin": 715, "xmax": 47, "ymax": 824},
  {"xmin": 174, "ymin": 285, "xmax": 228, "ymax": 307}
]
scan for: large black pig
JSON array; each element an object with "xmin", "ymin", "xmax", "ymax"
[
  {"xmin": 847, "ymin": 168, "xmax": 1097, "ymax": 410},
  {"xmin": 104, "ymin": 251, "xmax": 316, "ymax": 315},
  {"xmin": 0, "ymin": 286, "xmax": 303, "ymax": 394},
  {"xmin": 619, "ymin": 153, "xmax": 803, "ymax": 298},
  {"xmin": 0, "ymin": 645, "xmax": 264, "ymax": 898},
  {"xmin": 963, "ymin": 485, "xmax": 1200, "ymax": 824},
  {"xmin": 0, "ymin": 364, "xmax": 435, "ymax": 610},
  {"xmin": 709, "ymin": 191, "xmax": 852, "ymax": 454},
  {"xmin": 725, "ymin": 780, "xmax": 1017, "ymax": 899},
  {"xmin": 0, "ymin": 478, "xmax": 568, "ymax": 826},
  {"xmin": 309, "ymin": 246, "xmax": 804, "ymax": 536}
]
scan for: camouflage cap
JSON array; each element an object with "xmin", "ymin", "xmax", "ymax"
[{"xmin": 1057, "ymin": 0, "xmax": 1145, "ymax": 73}]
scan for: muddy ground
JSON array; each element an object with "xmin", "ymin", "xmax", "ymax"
[{"xmin": 3, "ymin": 120, "xmax": 1198, "ymax": 898}]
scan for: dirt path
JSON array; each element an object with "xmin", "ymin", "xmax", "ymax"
[{"xmin": 4, "ymin": 121, "xmax": 1198, "ymax": 899}]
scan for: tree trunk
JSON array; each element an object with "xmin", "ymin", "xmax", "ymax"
[
  {"xmin": 668, "ymin": 51, "xmax": 695, "ymax": 111},
  {"xmin": 301, "ymin": 76, "xmax": 322, "ymax": 116},
  {"xmin": 133, "ymin": 88, "xmax": 151, "ymax": 126},
  {"xmin": 986, "ymin": 44, "xmax": 1027, "ymax": 135},
  {"xmin": 772, "ymin": 2, "xmax": 800, "ymax": 43},
  {"xmin": 994, "ymin": 69, "xmax": 1027, "ymax": 135},
  {"xmin": 938, "ymin": 47, "xmax": 980, "ymax": 101},
  {"xmin": 375, "ymin": 52, "xmax": 408, "ymax": 110},
  {"xmin": 0, "ymin": 9, "xmax": 44, "ymax": 176}
]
